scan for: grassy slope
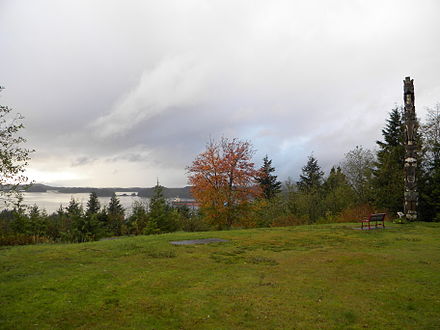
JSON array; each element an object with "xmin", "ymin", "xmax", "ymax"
[{"xmin": 1, "ymin": 222, "xmax": 439, "ymax": 329}]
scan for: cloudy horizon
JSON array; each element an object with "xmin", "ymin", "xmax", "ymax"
[{"xmin": 1, "ymin": 0, "xmax": 440, "ymax": 187}]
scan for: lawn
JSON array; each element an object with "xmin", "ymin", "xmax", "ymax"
[{"xmin": 1, "ymin": 222, "xmax": 439, "ymax": 329}]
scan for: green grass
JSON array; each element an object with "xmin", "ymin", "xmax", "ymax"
[{"xmin": 1, "ymin": 222, "xmax": 440, "ymax": 329}]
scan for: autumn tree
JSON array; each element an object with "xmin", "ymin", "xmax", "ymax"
[{"xmin": 187, "ymin": 137, "xmax": 259, "ymax": 229}]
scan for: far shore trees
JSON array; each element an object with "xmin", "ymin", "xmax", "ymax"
[{"xmin": 187, "ymin": 137, "xmax": 260, "ymax": 229}]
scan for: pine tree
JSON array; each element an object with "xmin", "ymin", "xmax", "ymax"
[
  {"xmin": 107, "ymin": 193, "xmax": 125, "ymax": 235},
  {"xmin": 108, "ymin": 194, "xmax": 124, "ymax": 215},
  {"xmin": 146, "ymin": 182, "xmax": 178, "ymax": 234},
  {"xmin": 86, "ymin": 191, "xmax": 100, "ymax": 215},
  {"xmin": 28, "ymin": 204, "xmax": 47, "ymax": 241},
  {"xmin": 373, "ymin": 107, "xmax": 405, "ymax": 214},
  {"xmin": 294, "ymin": 155, "xmax": 325, "ymax": 223},
  {"xmin": 256, "ymin": 155, "xmax": 282, "ymax": 199},
  {"xmin": 128, "ymin": 200, "xmax": 148, "ymax": 235},
  {"xmin": 297, "ymin": 155, "xmax": 324, "ymax": 193},
  {"xmin": 66, "ymin": 198, "xmax": 83, "ymax": 217}
]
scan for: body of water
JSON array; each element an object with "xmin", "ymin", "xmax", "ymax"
[{"xmin": 21, "ymin": 191, "xmax": 149, "ymax": 215}]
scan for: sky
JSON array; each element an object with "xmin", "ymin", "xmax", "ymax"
[{"xmin": 1, "ymin": 0, "xmax": 440, "ymax": 187}]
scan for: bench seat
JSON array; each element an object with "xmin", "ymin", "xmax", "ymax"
[{"xmin": 361, "ymin": 213, "xmax": 386, "ymax": 230}]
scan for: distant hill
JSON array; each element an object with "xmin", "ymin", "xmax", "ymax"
[{"xmin": 24, "ymin": 184, "xmax": 193, "ymax": 198}]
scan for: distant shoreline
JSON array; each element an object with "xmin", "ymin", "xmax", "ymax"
[{"xmin": 21, "ymin": 184, "xmax": 193, "ymax": 198}]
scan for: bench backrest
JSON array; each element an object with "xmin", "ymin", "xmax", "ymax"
[{"xmin": 369, "ymin": 213, "xmax": 386, "ymax": 221}]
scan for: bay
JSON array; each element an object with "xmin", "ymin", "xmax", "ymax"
[{"xmin": 21, "ymin": 191, "xmax": 149, "ymax": 215}]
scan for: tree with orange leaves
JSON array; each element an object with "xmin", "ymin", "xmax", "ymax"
[{"xmin": 187, "ymin": 137, "xmax": 260, "ymax": 229}]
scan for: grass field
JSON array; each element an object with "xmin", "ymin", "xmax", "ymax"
[{"xmin": 1, "ymin": 222, "xmax": 440, "ymax": 329}]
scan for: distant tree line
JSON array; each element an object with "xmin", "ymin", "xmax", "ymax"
[
  {"xmin": 25, "ymin": 184, "xmax": 193, "ymax": 198},
  {"xmin": 0, "ymin": 184, "xmax": 207, "ymax": 245}
]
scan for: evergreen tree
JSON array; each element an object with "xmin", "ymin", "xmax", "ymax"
[
  {"xmin": 107, "ymin": 194, "xmax": 125, "ymax": 235},
  {"xmin": 65, "ymin": 198, "xmax": 86, "ymax": 242},
  {"xmin": 256, "ymin": 155, "xmax": 282, "ymax": 199},
  {"xmin": 373, "ymin": 107, "xmax": 405, "ymax": 214},
  {"xmin": 28, "ymin": 204, "xmax": 47, "ymax": 241},
  {"xmin": 127, "ymin": 200, "xmax": 148, "ymax": 235},
  {"xmin": 66, "ymin": 198, "xmax": 83, "ymax": 217},
  {"xmin": 295, "ymin": 155, "xmax": 325, "ymax": 223},
  {"xmin": 146, "ymin": 182, "xmax": 178, "ymax": 234},
  {"xmin": 297, "ymin": 155, "xmax": 324, "ymax": 193},
  {"xmin": 108, "ymin": 194, "xmax": 124, "ymax": 215},
  {"xmin": 86, "ymin": 191, "xmax": 100, "ymax": 215}
]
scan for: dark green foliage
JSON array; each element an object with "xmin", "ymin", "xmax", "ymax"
[
  {"xmin": 419, "ymin": 104, "xmax": 440, "ymax": 221},
  {"xmin": 86, "ymin": 191, "xmax": 100, "ymax": 215},
  {"xmin": 256, "ymin": 155, "xmax": 282, "ymax": 199},
  {"xmin": 28, "ymin": 204, "xmax": 48, "ymax": 238},
  {"xmin": 108, "ymin": 194, "xmax": 124, "ymax": 215},
  {"xmin": 252, "ymin": 196, "xmax": 291, "ymax": 227},
  {"xmin": 107, "ymin": 194, "xmax": 125, "ymax": 236},
  {"xmin": 294, "ymin": 155, "xmax": 325, "ymax": 223},
  {"xmin": 127, "ymin": 201, "xmax": 148, "ymax": 235},
  {"xmin": 322, "ymin": 167, "xmax": 356, "ymax": 217},
  {"xmin": 373, "ymin": 107, "xmax": 405, "ymax": 214},
  {"xmin": 297, "ymin": 155, "xmax": 324, "ymax": 193},
  {"xmin": 419, "ymin": 170, "xmax": 440, "ymax": 221},
  {"xmin": 66, "ymin": 198, "xmax": 83, "ymax": 217},
  {"xmin": 145, "ymin": 183, "xmax": 179, "ymax": 234}
]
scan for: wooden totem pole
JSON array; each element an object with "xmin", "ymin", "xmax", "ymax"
[{"xmin": 403, "ymin": 77, "xmax": 418, "ymax": 220}]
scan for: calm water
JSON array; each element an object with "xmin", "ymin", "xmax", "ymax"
[{"xmin": 21, "ymin": 191, "xmax": 149, "ymax": 215}]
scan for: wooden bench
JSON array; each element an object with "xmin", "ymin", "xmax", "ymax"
[{"xmin": 361, "ymin": 213, "xmax": 386, "ymax": 230}]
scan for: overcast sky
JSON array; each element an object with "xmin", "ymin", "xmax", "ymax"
[{"xmin": 1, "ymin": 0, "xmax": 440, "ymax": 187}]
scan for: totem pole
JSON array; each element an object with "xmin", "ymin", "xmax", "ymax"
[{"xmin": 403, "ymin": 77, "xmax": 418, "ymax": 220}]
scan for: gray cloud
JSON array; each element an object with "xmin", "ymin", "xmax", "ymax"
[{"xmin": 1, "ymin": 0, "xmax": 439, "ymax": 187}]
